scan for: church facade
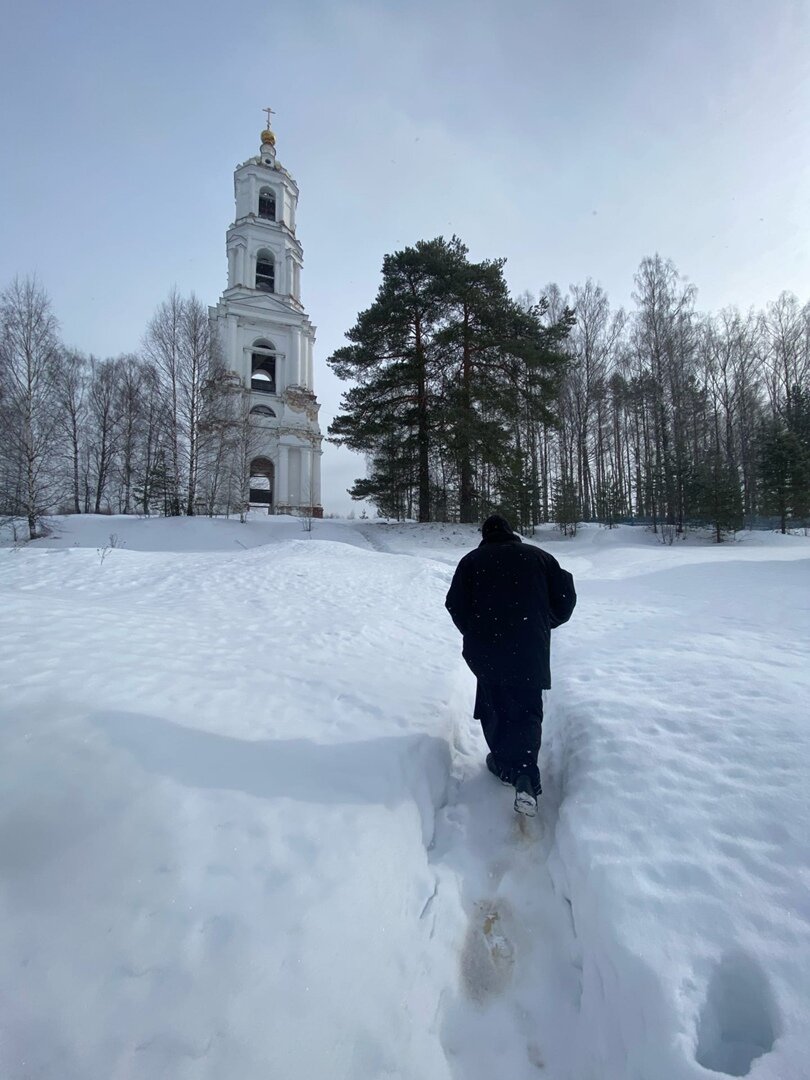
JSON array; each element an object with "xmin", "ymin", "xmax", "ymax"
[{"xmin": 209, "ymin": 122, "xmax": 323, "ymax": 516}]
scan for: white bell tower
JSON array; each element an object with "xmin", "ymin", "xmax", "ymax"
[{"xmin": 210, "ymin": 110, "xmax": 323, "ymax": 516}]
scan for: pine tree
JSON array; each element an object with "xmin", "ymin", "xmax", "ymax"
[
  {"xmin": 691, "ymin": 451, "xmax": 743, "ymax": 542},
  {"xmin": 136, "ymin": 449, "xmax": 180, "ymax": 518},
  {"xmin": 552, "ymin": 474, "xmax": 581, "ymax": 537},
  {"xmin": 758, "ymin": 418, "xmax": 800, "ymax": 533},
  {"xmin": 602, "ymin": 475, "xmax": 625, "ymax": 528},
  {"xmin": 328, "ymin": 239, "xmax": 451, "ymax": 522},
  {"xmin": 495, "ymin": 447, "xmax": 535, "ymax": 533},
  {"xmin": 785, "ymin": 383, "xmax": 810, "ymax": 527},
  {"xmin": 433, "ymin": 240, "xmax": 570, "ymax": 523},
  {"xmin": 328, "ymin": 237, "xmax": 572, "ymax": 523}
]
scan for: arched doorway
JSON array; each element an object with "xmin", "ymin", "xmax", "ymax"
[{"xmin": 249, "ymin": 456, "xmax": 275, "ymax": 513}]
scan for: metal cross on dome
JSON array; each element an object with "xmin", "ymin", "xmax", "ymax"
[{"xmin": 263, "ymin": 107, "xmax": 276, "ymax": 128}]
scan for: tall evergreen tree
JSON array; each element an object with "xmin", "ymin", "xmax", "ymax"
[
  {"xmin": 758, "ymin": 417, "xmax": 802, "ymax": 533},
  {"xmin": 328, "ymin": 239, "xmax": 451, "ymax": 522},
  {"xmin": 552, "ymin": 474, "xmax": 581, "ymax": 537},
  {"xmin": 435, "ymin": 241, "xmax": 510, "ymax": 522},
  {"xmin": 785, "ymin": 382, "xmax": 810, "ymax": 526},
  {"xmin": 691, "ymin": 451, "xmax": 743, "ymax": 542},
  {"xmin": 328, "ymin": 237, "xmax": 572, "ymax": 523}
]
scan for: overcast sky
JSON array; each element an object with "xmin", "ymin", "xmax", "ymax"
[{"xmin": 1, "ymin": 0, "xmax": 808, "ymax": 513}]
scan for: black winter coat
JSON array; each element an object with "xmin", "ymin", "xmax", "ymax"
[{"xmin": 445, "ymin": 535, "xmax": 576, "ymax": 689}]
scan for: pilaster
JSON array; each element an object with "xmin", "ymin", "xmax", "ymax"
[
  {"xmin": 277, "ymin": 443, "xmax": 290, "ymax": 507},
  {"xmin": 312, "ymin": 448, "xmax": 322, "ymax": 506},
  {"xmin": 290, "ymin": 330, "xmax": 301, "ymax": 386},
  {"xmin": 301, "ymin": 447, "xmax": 312, "ymax": 507}
]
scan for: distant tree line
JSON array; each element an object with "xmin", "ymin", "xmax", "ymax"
[
  {"xmin": 4, "ymin": 245, "xmax": 809, "ymax": 543},
  {"xmin": 0, "ymin": 278, "xmax": 261, "ymax": 539},
  {"xmin": 328, "ymin": 240, "xmax": 810, "ymax": 540}
]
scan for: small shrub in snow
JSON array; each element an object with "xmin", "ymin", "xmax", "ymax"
[
  {"xmin": 97, "ymin": 532, "xmax": 125, "ymax": 564},
  {"xmin": 659, "ymin": 522, "xmax": 676, "ymax": 546}
]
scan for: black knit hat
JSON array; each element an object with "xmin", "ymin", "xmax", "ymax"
[{"xmin": 481, "ymin": 514, "xmax": 516, "ymax": 540}]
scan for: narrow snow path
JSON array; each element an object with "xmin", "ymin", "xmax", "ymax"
[
  {"xmin": 364, "ymin": 536, "xmax": 584, "ymax": 1079},
  {"xmin": 428, "ymin": 690, "xmax": 584, "ymax": 1080}
]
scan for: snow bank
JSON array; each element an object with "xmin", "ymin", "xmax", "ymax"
[
  {"xmin": 0, "ymin": 523, "xmax": 458, "ymax": 1078},
  {"xmin": 544, "ymin": 549, "xmax": 810, "ymax": 1079},
  {"xmin": 0, "ymin": 511, "xmax": 372, "ymax": 552}
]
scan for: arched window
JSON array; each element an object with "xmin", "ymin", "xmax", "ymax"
[
  {"xmin": 250, "ymin": 405, "xmax": 277, "ymax": 417},
  {"xmin": 255, "ymin": 250, "xmax": 275, "ymax": 292},
  {"xmin": 258, "ymin": 187, "xmax": 276, "ymax": 221},
  {"xmin": 251, "ymin": 338, "xmax": 276, "ymax": 394}
]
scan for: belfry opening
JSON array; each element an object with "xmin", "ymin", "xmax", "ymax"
[{"xmin": 249, "ymin": 457, "xmax": 275, "ymax": 511}]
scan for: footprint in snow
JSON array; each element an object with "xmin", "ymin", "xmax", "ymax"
[
  {"xmin": 695, "ymin": 951, "xmax": 779, "ymax": 1077},
  {"xmin": 460, "ymin": 901, "xmax": 515, "ymax": 1004}
]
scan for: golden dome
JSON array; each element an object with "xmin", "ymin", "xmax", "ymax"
[{"xmin": 261, "ymin": 129, "xmax": 276, "ymax": 146}]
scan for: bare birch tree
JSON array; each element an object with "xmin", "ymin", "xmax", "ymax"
[
  {"xmin": 0, "ymin": 277, "xmax": 61, "ymax": 538},
  {"xmin": 114, "ymin": 354, "xmax": 145, "ymax": 514},
  {"xmin": 144, "ymin": 289, "xmax": 219, "ymax": 516},
  {"xmin": 135, "ymin": 361, "xmax": 169, "ymax": 516},
  {"xmin": 54, "ymin": 349, "xmax": 88, "ymax": 514},
  {"xmin": 180, "ymin": 294, "xmax": 217, "ymax": 515},
  {"xmin": 198, "ymin": 367, "xmax": 265, "ymax": 520},
  {"xmin": 144, "ymin": 288, "xmax": 184, "ymax": 515},
  {"xmin": 87, "ymin": 357, "xmax": 122, "ymax": 513}
]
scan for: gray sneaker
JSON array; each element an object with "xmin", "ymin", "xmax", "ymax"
[{"xmin": 514, "ymin": 773, "xmax": 538, "ymax": 817}]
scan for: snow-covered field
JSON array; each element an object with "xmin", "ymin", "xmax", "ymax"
[{"xmin": 1, "ymin": 515, "xmax": 809, "ymax": 1080}]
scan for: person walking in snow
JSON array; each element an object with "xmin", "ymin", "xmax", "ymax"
[{"xmin": 445, "ymin": 514, "xmax": 576, "ymax": 816}]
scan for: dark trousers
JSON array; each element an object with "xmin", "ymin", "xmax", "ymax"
[{"xmin": 474, "ymin": 678, "xmax": 543, "ymax": 787}]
